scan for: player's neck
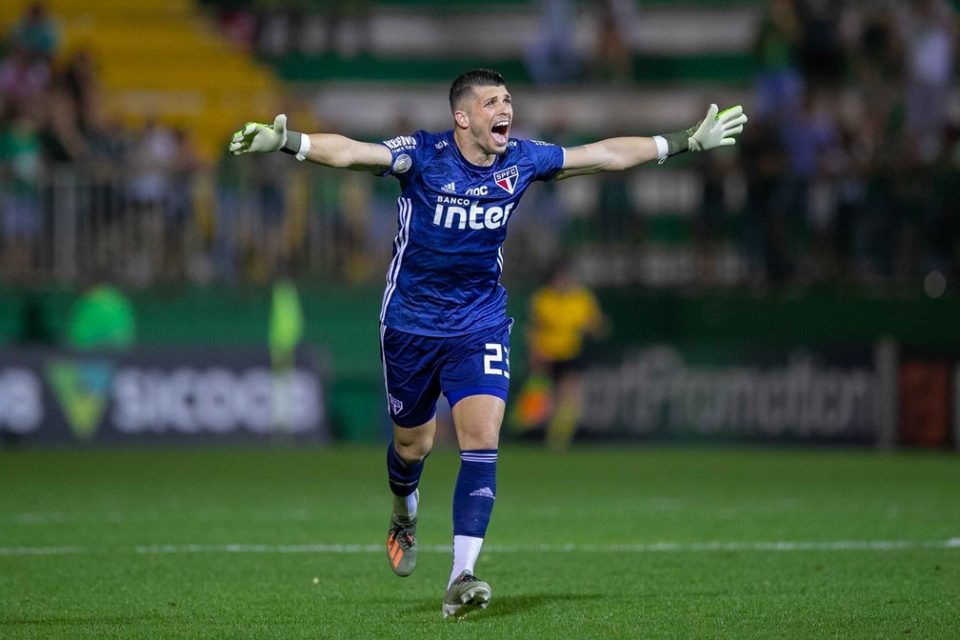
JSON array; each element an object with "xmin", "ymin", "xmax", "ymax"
[{"xmin": 453, "ymin": 130, "xmax": 496, "ymax": 167}]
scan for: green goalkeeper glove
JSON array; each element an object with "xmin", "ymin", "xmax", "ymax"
[
  {"xmin": 660, "ymin": 104, "xmax": 748, "ymax": 159},
  {"xmin": 229, "ymin": 114, "xmax": 310, "ymax": 159},
  {"xmin": 229, "ymin": 114, "xmax": 288, "ymax": 155},
  {"xmin": 690, "ymin": 104, "xmax": 747, "ymax": 151}
]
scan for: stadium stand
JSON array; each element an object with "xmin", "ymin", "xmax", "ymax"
[
  {"xmin": 2, "ymin": 0, "xmax": 959, "ymax": 291},
  {"xmin": 0, "ymin": 0, "xmax": 280, "ymax": 160}
]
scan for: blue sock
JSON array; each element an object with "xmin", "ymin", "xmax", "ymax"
[
  {"xmin": 386, "ymin": 442, "xmax": 424, "ymax": 498},
  {"xmin": 452, "ymin": 449, "xmax": 497, "ymax": 537}
]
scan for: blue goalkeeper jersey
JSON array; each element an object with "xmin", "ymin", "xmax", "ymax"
[{"xmin": 378, "ymin": 129, "xmax": 565, "ymax": 336}]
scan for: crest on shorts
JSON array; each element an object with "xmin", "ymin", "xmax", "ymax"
[
  {"xmin": 388, "ymin": 394, "xmax": 403, "ymax": 414},
  {"xmin": 494, "ymin": 166, "xmax": 519, "ymax": 195}
]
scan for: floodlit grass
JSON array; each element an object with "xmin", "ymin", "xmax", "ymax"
[{"xmin": 1, "ymin": 445, "xmax": 958, "ymax": 639}]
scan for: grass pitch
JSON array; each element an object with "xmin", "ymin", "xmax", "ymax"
[{"xmin": 1, "ymin": 444, "xmax": 958, "ymax": 639}]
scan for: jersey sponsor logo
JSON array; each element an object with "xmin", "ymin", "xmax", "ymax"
[
  {"xmin": 432, "ymin": 201, "xmax": 516, "ymax": 231},
  {"xmin": 435, "ymin": 139, "xmax": 449, "ymax": 150},
  {"xmin": 464, "ymin": 185, "xmax": 488, "ymax": 196},
  {"xmin": 383, "ymin": 135, "xmax": 417, "ymax": 151},
  {"xmin": 441, "ymin": 181, "xmax": 456, "ymax": 193},
  {"xmin": 392, "ymin": 154, "xmax": 412, "ymax": 174},
  {"xmin": 494, "ymin": 165, "xmax": 519, "ymax": 194}
]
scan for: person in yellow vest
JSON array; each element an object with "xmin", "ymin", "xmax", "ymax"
[{"xmin": 525, "ymin": 261, "xmax": 607, "ymax": 449}]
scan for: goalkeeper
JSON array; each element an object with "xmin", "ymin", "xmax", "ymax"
[{"xmin": 229, "ymin": 69, "xmax": 747, "ymax": 619}]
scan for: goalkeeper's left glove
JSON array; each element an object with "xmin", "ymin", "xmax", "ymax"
[{"xmin": 658, "ymin": 104, "xmax": 748, "ymax": 161}]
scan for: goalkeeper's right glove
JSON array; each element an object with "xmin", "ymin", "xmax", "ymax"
[
  {"xmin": 230, "ymin": 114, "xmax": 288, "ymax": 155},
  {"xmin": 229, "ymin": 114, "xmax": 310, "ymax": 159}
]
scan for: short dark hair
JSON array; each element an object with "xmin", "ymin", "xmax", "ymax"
[{"xmin": 449, "ymin": 69, "xmax": 506, "ymax": 111}]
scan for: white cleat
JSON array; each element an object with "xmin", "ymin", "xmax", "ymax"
[{"xmin": 442, "ymin": 571, "xmax": 491, "ymax": 619}]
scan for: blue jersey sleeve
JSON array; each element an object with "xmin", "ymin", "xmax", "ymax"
[
  {"xmin": 379, "ymin": 130, "xmax": 433, "ymax": 181},
  {"xmin": 519, "ymin": 139, "xmax": 565, "ymax": 181}
]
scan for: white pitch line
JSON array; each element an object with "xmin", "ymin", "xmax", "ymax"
[
  {"xmin": 0, "ymin": 546, "xmax": 87, "ymax": 556},
  {"xmin": 1, "ymin": 539, "xmax": 959, "ymax": 557}
]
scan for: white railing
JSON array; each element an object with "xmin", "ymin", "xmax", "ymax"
[{"xmin": 0, "ymin": 163, "xmax": 714, "ymax": 287}]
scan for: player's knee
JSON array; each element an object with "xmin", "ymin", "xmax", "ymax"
[
  {"xmin": 394, "ymin": 437, "xmax": 432, "ymax": 463},
  {"xmin": 458, "ymin": 420, "xmax": 501, "ymax": 450}
]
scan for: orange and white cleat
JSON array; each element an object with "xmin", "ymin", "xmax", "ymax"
[{"xmin": 386, "ymin": 491, "xmax": 418, "ymax": 577}]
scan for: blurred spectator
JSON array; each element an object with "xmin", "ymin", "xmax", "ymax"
[
  {"xmin": 163, "ymin": 128, "xmax": 202, "ymax": 280},
  {"xmin": 38, "ymin": 85, "xmax": 88, "ymax": 164},
  {"xmin": 84, "ymin": 107, "xmax": 130, "ymax": 168},
  {"xmin": 593, "ymin": 0, "xmax": 636, "ymax": 83},
  {"xmin": 335, "ymin": 173, "xmax": 377, "ymax": 283},
  {"xmin": 318, "ymin": 0, "xmax": 371, "ymax": 58},
  {"xmin": 249, "ymin": 151, "xmax": 291, "ymax": 281},
  {"xmin": 213, "ymin": 146, "xmax": 248, "ymax": 283},
  {"xmin": 829, "ymin": 102, "xmax": 870, "ymax": 280},
  {"xmin": 694, "ymin": 151, "xmax": 733, "ymax": 284},
  {"xmin": 218, "ymin": 7, "xmax": 258, "ymax": 52},
  {"xmin": 900, "ymin": 0, "xmax": 956, "ymax": 164},
  {"xmin": 741, "ymin": 117, "xmax": 789, "ymax": 284},
  {"xmin": 777, "ymin": 87, "xmax": 840, "ymax": 280},
  {"xmin": 753, "ymin": 0, "xmax": 803, "ymax": 120},
  {"xmin": 129, "ymin": 119, "xmax": 176, "ymax": 206},
  {"xmin": 0, "ymin": 109, "xmax": 43, "ymax": 282},
  {"xmin": 518, "ymin": 260, "xmax": 607, "ymax": 450},
  {"xmin": 525, "ymin": 0, "xmax": 582, "ymax": 84},
  {"xmin": 128, "ymin": 119, "xmax": 177, "ymax": 281},
  {"xmin": 0, "ymin": 45, "xmax": 51, "ymax": 110},
  {"xmin": 7, "ymin": 2, "xmax": 60, "ymax": 61},
  {"xmin": 81, "ymin": 108, "xmax": 131, "ymax": 279},
  {"xmin": 507, "ymin": 118, "xmax": 573, "ymax": 272},
  {"xmin": 596, "ymin": 160, "xmax": 641, "ymax": 246},
  {"xmin": 59, "ymin": 49, "xmax": 101, "ymax": 131},
  {"xmin": 794, "ymin": 0, "xmax": 846, "ymax": 88},
  {"xmin": 66, "ymin": 284, "xmax": 136, "ymax": 350},
  {"xmin": 257, "ymin": 9, "xmax": 292, "ymax": 57}
]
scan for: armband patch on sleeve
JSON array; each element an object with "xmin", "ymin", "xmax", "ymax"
[{"xmin": 392, "ymin": 153, "xmax": 412, "ymax": 174}]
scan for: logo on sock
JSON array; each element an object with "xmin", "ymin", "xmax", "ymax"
[{"xmin": 469, "ymin": 486, "xmax": 496, "ymax": 500}]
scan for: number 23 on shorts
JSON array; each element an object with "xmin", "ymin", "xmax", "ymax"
[{"xmin": 483, "ymin": 343, "xmax": 510, "ymax": 378}]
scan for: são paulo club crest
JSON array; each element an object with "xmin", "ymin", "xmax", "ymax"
[{"xmin": 494, "ymin": 166, "xmax": 519, "ymax": 195}]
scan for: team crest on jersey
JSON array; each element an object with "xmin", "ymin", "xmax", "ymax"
[{"xmin": 494, "ymin": 165, "xmax": 519, "ymax": 194}]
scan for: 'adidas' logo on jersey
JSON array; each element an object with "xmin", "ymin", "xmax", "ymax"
[
  {"xmin": 469, "ymin": 487, "xmax": 496, "ymax": 499},
  {"xmin": 441, "ymin": 182, "xmax": 456, "ymax": 193}
]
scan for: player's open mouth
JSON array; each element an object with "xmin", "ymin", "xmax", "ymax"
[{"xmin": 491, "ymin": 121, "xmax": 510, "ymax": 145}]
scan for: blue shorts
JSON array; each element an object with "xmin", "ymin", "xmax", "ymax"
[{"xmin": 379, "ymin": 318, "xmax": 513, "ymax": 427}]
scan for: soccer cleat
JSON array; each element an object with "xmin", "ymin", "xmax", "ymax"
[
  {"xmin": 442, "ymin": 571, "xmax": 491, "ymax": 619},
  {"xmin": 386, "ymin": 505, "xmax": 418, "ymax": 577}
]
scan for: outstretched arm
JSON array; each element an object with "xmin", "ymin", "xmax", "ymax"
[
  {"xmin": 229, "ymin": 114, "xmax": 391, "ymax": 173},
  {"xmin": 555, "ymin": 104, "xmax": 747, "ymax": 180}
]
